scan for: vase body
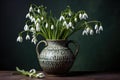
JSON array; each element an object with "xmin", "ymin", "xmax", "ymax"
[{"xmin": 36, "ymin": 40, "xmax": 79, "ymax": 75}]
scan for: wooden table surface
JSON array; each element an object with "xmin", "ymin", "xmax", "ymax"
[{"xmin": 0, "ymin": 71, "xmax": 120, "ymax": 80}]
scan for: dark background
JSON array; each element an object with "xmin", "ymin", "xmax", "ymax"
[{"xmin": 0, "ymin": 0, "xmax": 120, "ymax": 71}]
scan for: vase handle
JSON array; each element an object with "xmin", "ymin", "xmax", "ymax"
[
  {"xmin": 36, "ymin": 40, "xmax": 48, "ymax": 64},
  {"xmin": 68, "ymin": 40, "xmax": 80, "ymax": 58}
]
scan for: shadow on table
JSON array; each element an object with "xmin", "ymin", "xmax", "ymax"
[{"xmin": 59, "ymin": 71, "xmax": 120, "ymax": 77}]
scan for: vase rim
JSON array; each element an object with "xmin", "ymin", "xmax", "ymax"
[{"xmin": 46, "ymin": 39, "xmax": 67, "ymax": 42}]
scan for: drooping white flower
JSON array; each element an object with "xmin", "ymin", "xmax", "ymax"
[
  {"xmin": 63, "ymin": 21, "xmax": 67, "ymax": 26},
  {"xmin": 94, "ymin": 24, "xmax": 98, "ymax": 30},
  {"xmin": 82, "ymin": 13, "xmax": 88, "ymax": 19},
  {"xmin": 51, "ymin": 25, "xmax": 54, "ymax": 30},
  {"xmin": 41, "ymin": 16, "xmax": 44, "ymax": 20},
  {"xmin": 30, "ymin": 16, "xmax": 35, "ymax": 22},
  {"xmin": 79, "ymin": 13, "xmax": 83, "ymax": 20},
  {"xmin": 31, "ymin": 37, "xmax": 37, "ymax": 44},
  {"xmin": 29, "ymin": 69, "xmax": 36, "ymax": 74},
  {"xmin": 29, "ymin": 6, "xmax": 33, "ymax": 12},
  {"xmin": 90, "ymin": 29, "xmax": 94, "ymax": 35},
  {"xmin": 36, "ymin": 23, "xmax": 40, "ymax": 31},
  {"xmin": 99, "ymin": 25, "xmax": 103, "ymax": 31},
  {"xmin": 96, "ymin": 29, "xmax": 100, "ymax": 34},
  {"xmin": 17, "ymin": 36, "xmax": 23, "ymax": 42},
  {"xmin": 68, "ymin": 12, "xmax": 71, "ymax": 16},
  {"xmin": 68, "ymin": 21, "xmax": 72, "ymax": 27},
  {"xmin": 59, "ymin": 15, "xmax": 65, "ymax": 21},
  {"xmin": 37, "ymin": 9, "xmax": 40, "ymax": 13},
  {"xmin": 25, "ymin": 34, "xmax": 30, "ymax": 40},
  {"xmin": 82, "ymin": 30, "xmax": 88, "ymax": 35},
  {"xmin": 34, "ymin": 18, "xmax": 40, "ymax": 24},
  {"xmin": 24, "ymin": 24, "xmax": 29, "ymax": 31},
  {"xmin": 36, "ymin": 72, "xmax": 45, "ymax": 78},
  {"xmin": 45, "ymin": 23, "xmax": 48, "ymax": 28},
  {"xmin": 74, "ymin": 17, "xmax": 77, "ymax": 22},
  {"xmin": 26, "ymin": 13, "xmax": 30, "ymax": 18},
  {"xmin": 36, "ymin": 18, "xmax": 40, "ymax": 22},
  {"xmin": 86, "ymin": 27, "xmax": 90, "ymax": 33},
  {"xmin": 30, "ymin": 27, "xmax": 36, "ymax": 33}
]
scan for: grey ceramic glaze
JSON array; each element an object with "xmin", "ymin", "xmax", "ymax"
[{"xmin": 36, "ymin": 40, "xmax": 79, "ymax": 75}]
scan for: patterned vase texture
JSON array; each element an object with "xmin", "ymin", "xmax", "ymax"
[{"xmin": 36, "ymin": 40, "xmax": 79, "ymax": 75}]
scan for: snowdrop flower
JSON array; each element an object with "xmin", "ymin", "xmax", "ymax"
[
  {"xmin": 34, "ymin": 18, "xmax": 40, "ymax": 24},
  {"xmin": 26, "ymin": 34, "xmax": 30, "ymax": 40},
  {"xmin": 17, "ymin": 36, "xmax": 23, "ymax": 42},
  {"xmin": 29, "ymin": 69, "xmax": 36, "ymax": 74},
  {"xmin": 36, "ymin": 18, "xmax": 40, "ymax": 22},
  {"xmin": 26, "ymin": 13, "xmax": 30, "ymax": 18},
  {"xmin": 37, "ymin": 9, "xmax": 40, "ymax": 13},
  {"xmin": 45, "ymin": 23, "xmax": 48, "ymax": 28},
  {"xmin": 82, "ymin": 30, "xmax": 88, "ymax": 35},
  {"xmin": 51, "ymin": 25, "xmax": 54, "ymax": 30},
  {"xmin": 29, "ymin": 6, "xmax": 33, "ymax": 12},
  {"xmin": 82, "ymin": 13, "xmax": 88, "ymax": 19},
  {"xmin": 68, "ymin": 21, "xmax": 72, "ymax": 27},
  {"xmin": 63, "ymin": 21, "xmax": 67, "ymax": 26},
  {"xmin": 41, "ymin": 16, "xmax": 44, "ymax": 20},
  {"xmin": 90, "ymin": 29, "xmax": 94, "ymax": 35},
  {"xmin": 96, "ymin": 29, "xmax": 100, "ymax": 34},
  {"xmin": 86, "ymin": 27, "xmax": 90, "ymax": 33},
  {"xmin": 30, "ymin": 27, "xmax": 36, "ymax": 33},
  {"xmin": 30, "ymin": 16, "xmax": 35, "ymax": 22},
  {"xmin": 24, "ymin": 24, "xmax": 29, "ymax": 31},
  {"xmin": 74, "ymin": 17, "xmax": 77, "ymax": 22},
  {"xmin": 79, "ymin": 13, "xmax": 83, "ymax": 20},
  {"xmin": 36, "ymin": 23, "xmax": 40, "ymax": 31},
  {"xmin": 68, "ymin": 12, "xmax": 71, "ymax": 16},
  {"xmin": 94, "ymin": 24, "xmax": 98, "ymax": 30},
  {"xmin": 99, "ymin": 25, "xmax": 103, "ymax": 31},
  {"xmin": 36, "ymin": 72, "xmax": 45, "ymax": 78},
  {"xmin": 59, "ymin": 15, "xmax": 65, "ymax": 21},
  {"xmin": 31, "ymin": 37, "xmax": 37, "ymax": 44}
]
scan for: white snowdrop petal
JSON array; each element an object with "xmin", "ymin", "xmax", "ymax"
[
  {"xmin": 26, "ymin": 13, "xmax": 30, "ymax": 18},
  {"xmin": 17, "ymin": 36, "xmax": 23, "ymax": 42},
  {"xmin": 29, "ymin": 69, "xmax": 36, "ymax": 74},
  {"xmin": 29, "ymin": 6, "xmax": 33, "ymax": 12},
  {"xmin": 83, "ymin": 13, "xmax": 88, "ymax": 19},
  {"xmin": 30, "ymin": 27, "xmax": 36, "ymax": 33},
  {"xmin": 31, "ymin": 37, "xmax": 37, "ymax": 44},
  {"xmin": 26, "ymin": 34, "xmax": 30, "ymax": 40},
  {"xmin": 36, "ymin": 23, "xmax": 40, "ymax": 31},
  {"xmin": 74, "ymin": 18, "xmax": 77, "ymax": 22},
  {"xmin": 37, "ymin": 9, "xmax": 40, "ymax": 13},
  {"xmin": 68, "ymin": 22, "xmax": 72, "ymax": 27},
  {"xmin": 79, "ymin": 13, "xmax": 82, "ymax": 19},
  {"xmin": 99, "ymin": 25, "xmax": 103, "ymax": 31},
  {"xmin": 86, "ymin": 27, "xmax": 90, "ymax": 33},
  {"xmin": 94, "ymin": 24, "xmax": 98, "ymax": 30},
  {"xmin": 36, "ymin": 72, "xmax": 45, "ymax": 78},
  {"xmin": 24, "ymin": 24, "xmax": 29, "ymax": 31},
  {"xmin": 63, "ymin": 21, "xmax": 67, "ymax": 26},
  {"xmin": 45, "ymin": 23, "xmax": 48, "ymax": 28},
  {"xmin": 96, "ymin": 29, "xmax": 100, "ymax": 34},
  {"xmin": 51, "ymin": 25, "xmax": 54, "ymax": 30},
  {"xmin": 90, "ymin": 29, "xmax": 94, "ymax": 35},
  {"xmin": 41, "ymin": 17, "xmax": 44, "ymax": 20}
]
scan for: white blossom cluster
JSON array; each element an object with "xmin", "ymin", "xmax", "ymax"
[
  {"xmin": 17, "ymin": 6, "xmax": 43, "ymax": 44},
  {"xmin": 17, "ymin": 5, "xmax": 103, "ymax": 44},
  {"xmin": 59, "ymin": 11, "xmax": 88, "ymax": 30},
  {"xmin": 82, "ymin": 24, "xmax": 103, "ymax": 35},
  {"xmin": 16, "ymin": 67, "xmax": 45, "ymax": 78}
]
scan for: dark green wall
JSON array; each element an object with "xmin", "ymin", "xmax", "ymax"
[{"xmin": 0, "ymin": 0, "xmax": 120, "ymax": 71}]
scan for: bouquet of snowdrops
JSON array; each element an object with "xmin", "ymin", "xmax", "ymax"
[{"xmin": 17, "ymin": 4, "xmax": 103, "ymax": 44}]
